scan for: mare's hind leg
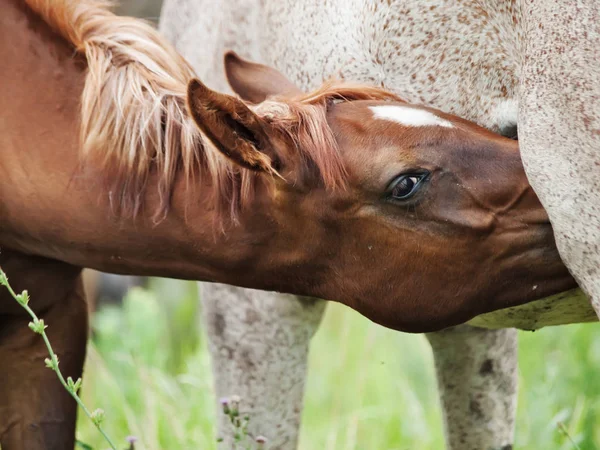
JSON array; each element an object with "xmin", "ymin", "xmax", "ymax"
[
  {"xmin": 426, "ymin": 325, "xmax": 517, "ymax": 450},
  {"xmin": 0, "ymin": 253, "xmax": 88, "ymax": 450},
  {"xmin": 200, "ymin": 282, "xmax": 326, "ymax": 449}
]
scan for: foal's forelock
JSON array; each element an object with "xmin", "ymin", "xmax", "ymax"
[{"xmin": 23, "ymin": 0, "xmax": 399, "ymax": 225}]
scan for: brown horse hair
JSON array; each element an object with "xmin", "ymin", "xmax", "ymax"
[{"xmin": 23, "ymin": 0, "xmax": 400, "ymax": 224}]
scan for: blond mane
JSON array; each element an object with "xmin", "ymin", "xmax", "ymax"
[{"xmin": 24, "ymin": 0, "xmax": 399, "ymax": 223}]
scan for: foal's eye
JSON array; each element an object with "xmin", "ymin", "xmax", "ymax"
[{"xmin": 387, "ymin": 172, "xmax": 429, "ymax": 201}]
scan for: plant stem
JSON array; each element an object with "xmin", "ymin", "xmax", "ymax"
[
  {"xmin": 557, "ymin": 421, "xmax": 582, "ymax": 450},
  {"xmin": 0, "ymin": 268, "xmax": 118, "ymax": 450}
]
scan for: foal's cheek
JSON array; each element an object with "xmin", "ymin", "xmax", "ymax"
[
  {"xmin": 440, "ymin": 206, "xmax": 496, "ymax": 234},
  {"xmin": 423, "ymin": 181, "xmax": 492, "ymax": 234}
]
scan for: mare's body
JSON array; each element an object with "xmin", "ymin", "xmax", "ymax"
[{"xmin": 159, "ymin": 1, "xmax": 599, "ymax": 448}]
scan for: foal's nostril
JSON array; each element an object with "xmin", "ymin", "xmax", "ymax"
[{"xmin": 500, "ymin": 123, "xmax": 518, "ymax": 140}]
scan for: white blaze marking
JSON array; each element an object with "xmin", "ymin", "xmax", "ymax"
[{"xmin": 369, "ymin": 105, "xmax": 454, "ymax": 128}]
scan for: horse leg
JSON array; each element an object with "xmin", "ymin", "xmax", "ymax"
[
  {"xmin": 200, "ymin": 282, "xmax": 326, "ymax": 449},
  {"xmin": 426, "ymin": 325, "xmax": 517, "ymax": 450},
  {"xmin": 0, "ymin": 255, "xmax": 88, "ymax": 450}
]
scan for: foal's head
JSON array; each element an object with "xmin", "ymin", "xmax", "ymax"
[{"xmin": 186, "ymin": 52, "xmax": 575, "ymax": 332}]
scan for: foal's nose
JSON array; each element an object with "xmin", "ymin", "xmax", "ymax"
[{"xmin": 499, "ymin": 123, "xmax": 518, "ymax": 140}]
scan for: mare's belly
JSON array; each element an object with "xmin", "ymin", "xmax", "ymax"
[{"xmin": 467, "ymin": 288, "xmax": 597, "ymax": 330}]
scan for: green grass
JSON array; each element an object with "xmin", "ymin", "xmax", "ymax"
[{"xmin": 76, "ymin": 279, "xmax": 600, "ymax": 450}]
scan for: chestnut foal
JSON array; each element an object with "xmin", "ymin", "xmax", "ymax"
[{"xmin": 0, "ymin": 0, "xmax": 574, "ymax": 448}]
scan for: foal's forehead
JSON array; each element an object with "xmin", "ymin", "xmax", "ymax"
[
  {"xmin": 331, "ymin": 100, "xmax": 455, "ymax": 129},
  {"xmin": 329, "ymin": 100, "xmax": 459, "ymax": 147}
]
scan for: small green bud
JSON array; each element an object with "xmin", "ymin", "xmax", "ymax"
[
  {"xmin": 28, "ymin": 319, "xmax": 47, "ymax": 334},
  {"xmin": 220, "ymin": 397, "xmax": 230, "ymax": 415},
  {"xmin": 229, "ymin": 395, "xmax": 241, "ymax": 416},
  {"xmin": 44, "ymin": 355, "xmax": 59, "ymax": 370},
  {"xmin": 0, "ymin": 270, "xmax": 8, "ymax": 286},
  {"xmin": 16, "ymin": 290, "xmax": 30, "ymax": 306},
  {"xmin": 67, "ymin": 376, "xmax": 82, "ymax": 392},
  {"xmin": 90, "ymin": 408, "xmax": 105, "ymax": 426}
]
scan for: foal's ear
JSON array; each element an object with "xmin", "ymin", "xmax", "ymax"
[
  {"xmin": 224, "ymin": 51, "xmax": 303, "ymax": 103},
  {"xmin": 186, "ymin": 78, "xmax": 280, "ymax": 174}
]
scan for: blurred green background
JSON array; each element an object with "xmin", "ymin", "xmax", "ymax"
[
  {"xmin": 73, "ymin": 2, "xmax": 600, "ymax": 449},
  {"xmin": 76, "ymin": 278, "xmax": 600, "ymax": 450}
]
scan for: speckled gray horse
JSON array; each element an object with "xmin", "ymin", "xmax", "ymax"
[{"xmin": 158, "ymin": 1, "xmax": 599, "ymax": 449}]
